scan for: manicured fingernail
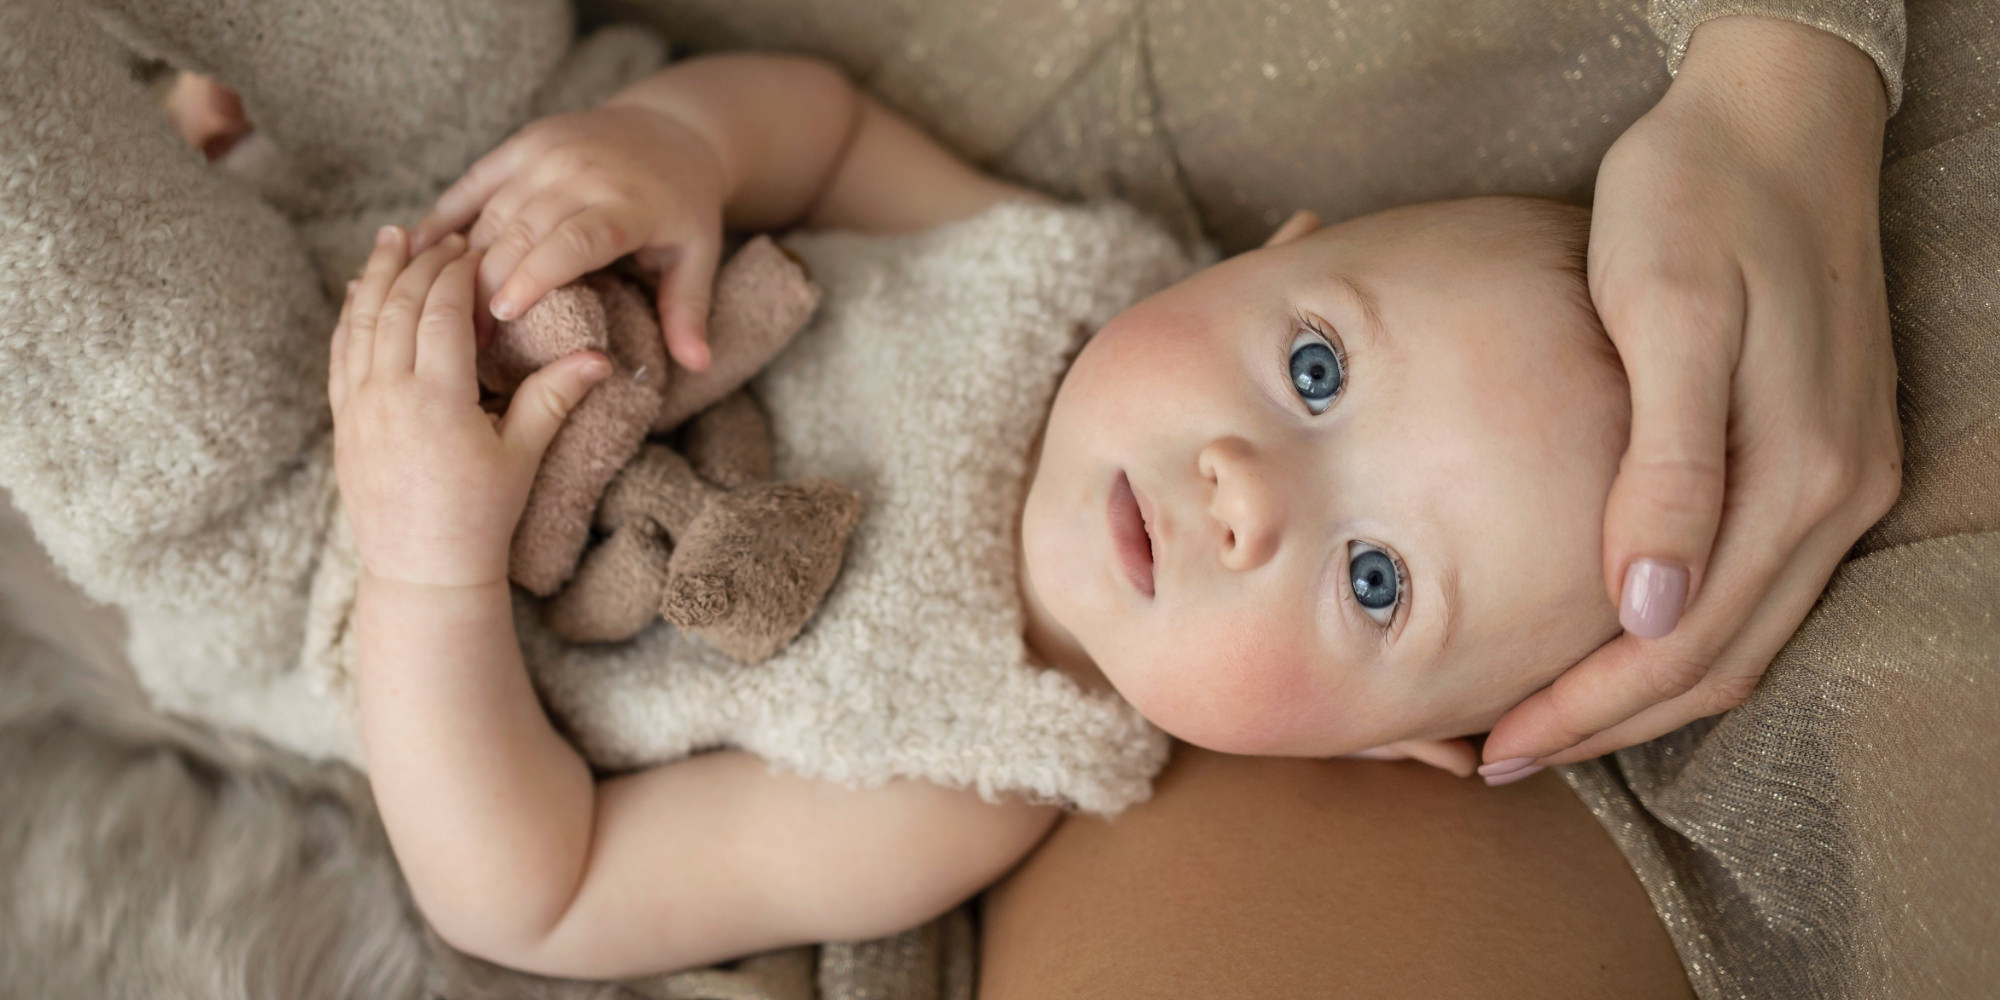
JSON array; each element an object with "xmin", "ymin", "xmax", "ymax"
[
  {"xmin": 1484, "ymin": 764, "xmax": 1545, "ymax": 787},
  {"xmin": 1477, "ymin": 756, "xmax": 1537, "ymax": 778},
  {"xmin": 1620, "ymin": 559, "xmax": 1689, "ymax": 639},
  {"xmin": 583, "ymin": 358, "xmax": 612, "ymax": 379},
  {"xmin": 344, "ymin": 280, "xmax": 357, "ymax": 298},
  {"xmin": 376, "ymin": 225, "xmax": 399, "ymax": 247},
  {"xmin": 490, "ymin": 295, "xmax": 517, "ymax": 321}
]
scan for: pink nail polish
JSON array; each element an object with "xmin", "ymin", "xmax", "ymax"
[
  {"xmin": 1621, "ymin": 559, "xmax": 1689, "ymax": 639},
  {"xmin": 1477, "ymin": 756, "xmax": 1537, "ymax": 778},
  {"xmin": 1484, "ymin": 764, "xmax": 1545, "ymax": 787}
]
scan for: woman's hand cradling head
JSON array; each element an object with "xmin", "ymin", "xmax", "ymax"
[{"xmin": 1480, "ymin": 16, "xmax": 1903, "ymax": 779}]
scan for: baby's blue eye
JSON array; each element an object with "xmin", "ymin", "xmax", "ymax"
[
  {"xmin": 1288, "ymin": 328, "xmax": 1344, "ymax": 415},
  {"xmin": 1347, "ymin": 541, "xmax": 1403, "ymax": 626}
]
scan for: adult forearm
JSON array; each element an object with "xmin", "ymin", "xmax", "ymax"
[{"xmin": 354, "ymin": 574, "xmax": 595, "ymax": 950}]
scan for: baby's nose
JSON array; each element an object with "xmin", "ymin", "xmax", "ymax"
[{"xmin": 1198, "ymin": 437, "xmax": 1283, "ymax": 572}]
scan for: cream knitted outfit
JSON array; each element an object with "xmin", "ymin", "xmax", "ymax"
[{"xmin": 127, "ymin": 200, "xmax": 1192, "ymax": 815}]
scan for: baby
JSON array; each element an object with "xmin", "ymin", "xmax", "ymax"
[{"xmin": 247, "ymin": 52, "xmax": 1629, "ymax": 977}]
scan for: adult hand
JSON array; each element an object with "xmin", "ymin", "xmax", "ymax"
[{"xmin": 1480, "ymin": 16, "xmax": 1902, "ymax": 780}]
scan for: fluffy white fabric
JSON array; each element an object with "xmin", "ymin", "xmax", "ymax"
[{"xmin": 300, "ymin": 200, "xmax": 1192, "ymax": 814}]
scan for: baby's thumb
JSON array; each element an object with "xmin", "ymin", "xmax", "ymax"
[
  {"xmin": 658, "ymin": 243, "xmax": 718, "ymax": 373},
  {"xmin": 501, "ymin": 352, "xmax": 613, "ymax": 460}
]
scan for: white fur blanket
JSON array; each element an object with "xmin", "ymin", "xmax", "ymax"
[{"xmin": 0, "ymin": 499, "xmax": 968, "ymax": 999}]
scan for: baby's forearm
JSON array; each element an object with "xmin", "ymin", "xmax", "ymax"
[
  {"xmin": 353, "ymin": 574, "xmax": 594, "ymax": 953},
  {"xmin": 606, "ymin": 53, "xmax": 1029, "ymax": 235}
]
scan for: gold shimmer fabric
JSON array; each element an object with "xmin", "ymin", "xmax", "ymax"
[
  {"xmin": 1651, "ymin": 0, "xmax": 1907, "ymax": 111},
  {"xmin": 592, "ymin": 0, "xmax": 1993, "ymax": 995}
]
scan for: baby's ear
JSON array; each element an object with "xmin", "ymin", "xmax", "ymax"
[
  {"xmin": 1262, "ymin": 209, "xmax": 1322, "ymax": 248},
  {"xmin": 1342, "ymin": 738, "xmax": 1478, "ymax": 777}
]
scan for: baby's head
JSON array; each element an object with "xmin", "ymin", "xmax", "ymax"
[{"xmin": 1021, "ymin": 196, "xmax": 1631, "ymax": 756}]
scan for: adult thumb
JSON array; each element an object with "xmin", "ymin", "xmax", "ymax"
[
  {"xmin": 501, "ymin": 352, "xmax": 612, "ymax": 459},
  {"xmin": 1599, "ymin": 316, "xmax": 1732, "ymax": 639}
]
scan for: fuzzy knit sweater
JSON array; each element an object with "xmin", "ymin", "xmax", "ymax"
[{"xmin": 264, "ymin": 201, "xmax": 1192, "ymax": 815}]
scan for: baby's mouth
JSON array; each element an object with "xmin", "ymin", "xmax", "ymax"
[{"xmin": 1109, "ymin": 471, "xmax": 1155, "ymax": 598}]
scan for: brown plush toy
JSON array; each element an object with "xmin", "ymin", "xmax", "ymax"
[{"xmin": 476, "ymin": 237, "xmax": 861, "ymax": 662}]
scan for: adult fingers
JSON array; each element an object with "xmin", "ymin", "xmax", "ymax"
[
  {"xmin": 328, "ymin": 280, "xmax": 356, "ymax": 413},
  {"xmin": 410, "ymin": 131, "xmax": 544, "ymax": 252},
  {"xmin": 347, "ymin": 226, "xmax": 411, "ymax": 388},
  {"xmin": 1594, "ymin": 267, "xmax": 1742, "ymax": 640},
  {"xmin": 656, "ymin": 239, "xmax": 719, "ymax": 372},
  {"xmin": 490, "ymin": 203, "xmax": 642, "ymax": 323},
  {"xmin": 499, "ymin": 352, "xmax": 614, "ymax": 460},
  {"xmin": 414, "ymin": 249, "xmax": 483, "ymax": 398},
  {"xmin": 1534, "ymin": 508, "xmax": 1861, "ymax": 764},
  {"xmin": 371, "ymin": 234, "xmax": 466, "ymax": 378},
  {"xmin": 1481, "ymin": 477, "xmax": 1798, "ymax": 766}
]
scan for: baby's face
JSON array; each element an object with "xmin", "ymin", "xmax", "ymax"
[{"xmin": 1020, "ymin": 198, "xmax": 1631, "ymax": 756}]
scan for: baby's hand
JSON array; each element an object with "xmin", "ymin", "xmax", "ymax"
[
  {"xmin": 331, "ymin": 226, "xmax": 611, "ymax": 589},
  {"xmin": 408, "ymin": 105, "xmax": 728, "ymax": 371}
]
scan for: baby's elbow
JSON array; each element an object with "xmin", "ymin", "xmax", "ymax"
[
  {"xmin": 423, "ymin": 910, "xmax": 548, "ymax": 977},
  {"xmin": 429, "ymin": 907, "xmax": 663, "ymax": 982},
  {"xmin": 417, "ymin": 892, "xmax": 583, "ymax": 978},
  {"xmin": 432, "ymin": 921, "xmax": 602, "ymax": 981}
]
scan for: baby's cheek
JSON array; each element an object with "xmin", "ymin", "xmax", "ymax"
[{"xmin": 1124, "ymin": 611, "xmax": 1323, "ymax": 755}]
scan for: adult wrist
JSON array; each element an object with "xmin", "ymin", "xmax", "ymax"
[{"xmin": 1670, "ymin": 15, "xmax": 1887, "ymax": 158}]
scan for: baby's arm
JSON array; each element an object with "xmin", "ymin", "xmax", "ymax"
[
  {"xmin": 334, "ymin": 232, "xmax": 1056, "ymax": 979},
  {"xmin": 410, "ymin": 53, "xmax": 1037, "ymax": 370}
]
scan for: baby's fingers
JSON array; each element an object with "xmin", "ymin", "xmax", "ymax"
[
  {"xmin": 372, "ymin": 234, "xmax": 467, "ymax": 378},
  {"xmin": 411, "ymin": 133, "xmax": 541, "ymax": 252},
  {"xmin": 347, "ymin": 226, "xmax": 411, "ymax": 388},
  {"xmin": 499, "ymin": 352, "xmax": 613, "ymax": 463},
  {"xmin": 656, "ymin": 239, "xmax": 720, "ymax": 372},
  {"xmin": 414, "ymin": 249, "xmax": 484, "ymax": 398},
  {"xmin": 491, "ymin": 203, "xmax": 643, "ymax": 323}
]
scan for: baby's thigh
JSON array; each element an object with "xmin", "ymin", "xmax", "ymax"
[{"xmin": 978, "ymin": 748, "xmax": 1691, "ymax": 999}]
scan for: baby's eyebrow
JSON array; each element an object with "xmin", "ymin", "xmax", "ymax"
[{"xmin": 1331, "ymin": 272, "xmax": 1386, "ymax": 348}]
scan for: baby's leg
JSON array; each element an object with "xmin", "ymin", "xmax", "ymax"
[{"xmin": 0, "ymin": 0, "xmax": 332, "ymax": 614}]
